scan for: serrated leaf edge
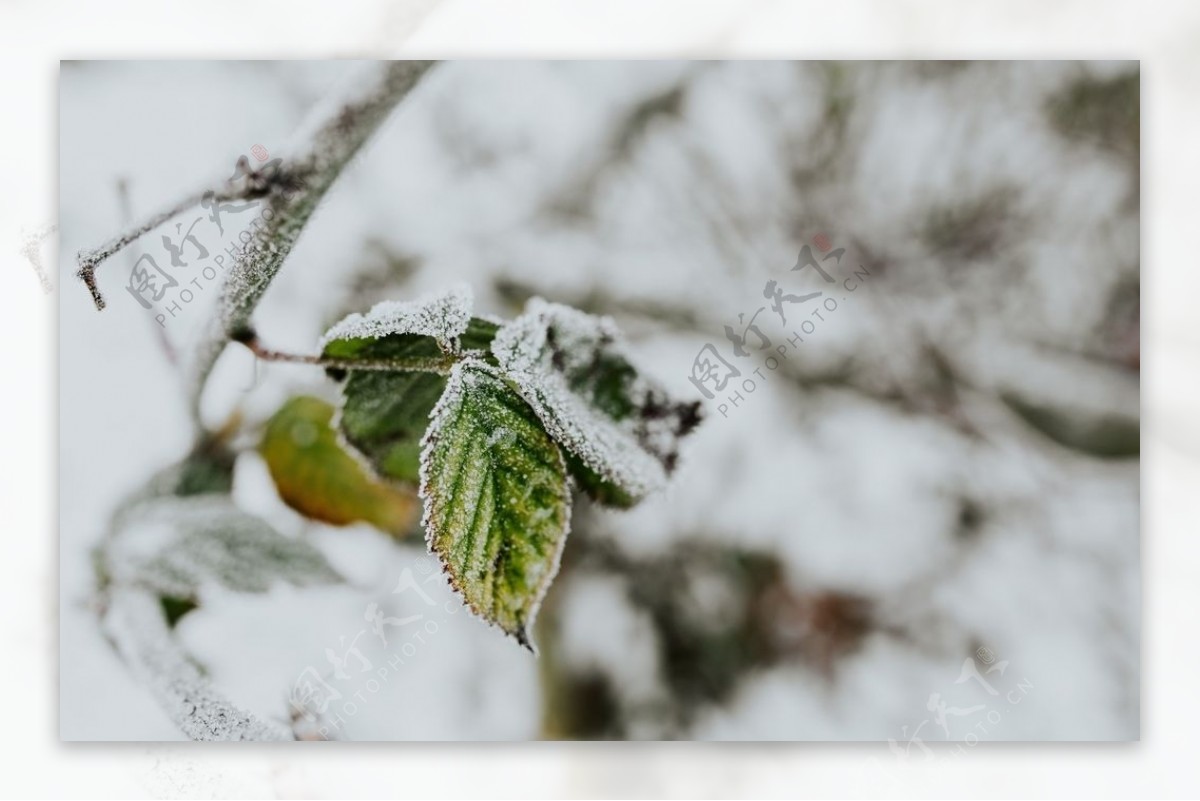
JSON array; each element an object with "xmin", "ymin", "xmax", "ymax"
[{"xmin": 417, "ymin": 357, "xmax": 571, "ymax": 653}]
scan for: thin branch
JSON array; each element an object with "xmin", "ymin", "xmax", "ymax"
[
  {"xmin": 75, "ymin": 62, "xmax": 438, "ymax": 418},
  {"xmin": 76, "ymin": 182, "xmax": 265, "ymax": 310}
]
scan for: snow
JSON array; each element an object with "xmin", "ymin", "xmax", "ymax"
[{"xmin": 103, "ymin": 586, "xmax": 293, "ymax": 741}]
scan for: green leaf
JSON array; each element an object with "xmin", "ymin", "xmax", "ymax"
[
  {"xmin": 419, "ymin": 358, "xmax": 571, "ymax": 649},
  {"xmin": 331, "ymin": 318, "xmax": 502, "ymax": 484},
  {"xmin": 260, "ymin": 396, "xmax": 419, "ymax": 535},
  {"xmin": 323, "ymin": 330, "xmax": 451, "ymax": 372},
  {"xmin": 319, "ymin": 284, "xmax": 482, "ymax": 373},
  {"xmin": 322, "ymin": 314, "xmax": 501, "ymax": 368},
  {"xmin": 460, "ymin": 316, "xmax": 503, "ymax": 356},
  {"xmin": 170, "ymin": 446, "xmax": 237, "ymax": 497},
  {"xmin": 321, "ymin": 287, "xmax": 504, "ymax": 484},
  {"xmin": 562, "ymin": 450, "xmax": 637, "ymax": 510},
  {"xmin": 338, "ymin": 371, "xmax": 448, "ymax": 483},
  {"xmin": 491, "ymin": 298, "xmax": 703, "ymax": 506},
  {"xmin": 160, "ymin": 594, "xmax": 199, "ymax": 628}
]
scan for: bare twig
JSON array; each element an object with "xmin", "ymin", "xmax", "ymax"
[{"xmin": 77, "ymin": 185, "xmax": 248, "ymax": 309}]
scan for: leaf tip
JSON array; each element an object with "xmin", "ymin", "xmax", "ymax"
[{"xmin": 514, "ymin": 626, "xmax": 538, "ymax": 655}]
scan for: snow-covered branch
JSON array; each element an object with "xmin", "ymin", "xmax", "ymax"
[
  {"xmin": 73, "ymin": 61, "xmax": 439, "ymax": 421},
  {"xmin": 186, "ymin": 60, "xmax": 437, "ymax": 421},
  {"xmin": 102, "ymin": 586, "xmax": 294, "ymax": 742}
]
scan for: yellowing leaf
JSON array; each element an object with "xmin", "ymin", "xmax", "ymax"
[{"xmin": 260, "ymin": 396, "xmax": 419, "ymax": 536}]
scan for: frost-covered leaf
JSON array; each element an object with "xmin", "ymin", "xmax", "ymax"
[
  {"xmin": 491, "ymin": 298, "xmax": 703, "ymax": 506},
  {"xmin": 260, "ymin": 396, "xmax": 419, "ymax": 535},
  {"xmin": 320, "ymin": 283, "xmax": 475, "ymax": 370},
  {"xmin": 322, "ymin": 286, "xmax": 502, "ymax": 483},
  {"xmin": 331, "ymin": 312, "xmax": 501, "ymax": 484},
  {"xmin": 419, "ymin": 358, "xmax": 571, "ymax": 649},
  {"xmin": 114, "ymin": 496, "xmax": 343, "ymax": 598},
  {"xmin": 561, "ymin": 450, "xmax": 637, "ymax": 509}
]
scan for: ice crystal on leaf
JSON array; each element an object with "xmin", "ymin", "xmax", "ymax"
[{"xmin": 320, "ymin": 283, "xmax": 474, "ymax": 354}]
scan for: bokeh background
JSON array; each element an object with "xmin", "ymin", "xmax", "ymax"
[{"xmin": 59, "ymin": 60, "xmax": 1138, "ymax": 741}]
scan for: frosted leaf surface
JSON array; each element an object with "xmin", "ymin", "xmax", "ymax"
[
  {"xmin": 491, "ymin": 298, "xmax": 703, "ymax": 506},
  {"xmin": 418, "ymin": 358, "xmax": 571, "ymax": 650},
  {"xmin": 113, "ymin": 496, "xmax": 343, "ymax": 597},
  {"xmin": 320, "ymin": 283, "xmax": 474, "ymax": 355}
]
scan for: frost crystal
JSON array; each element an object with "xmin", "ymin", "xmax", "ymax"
[
  {"xmin": 320, "ymin": 283, "xmax": 474, "ymax": 352},
  {"xmin": 491, "ymin": 298, "xmax": 703, "ymax": 503}
]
